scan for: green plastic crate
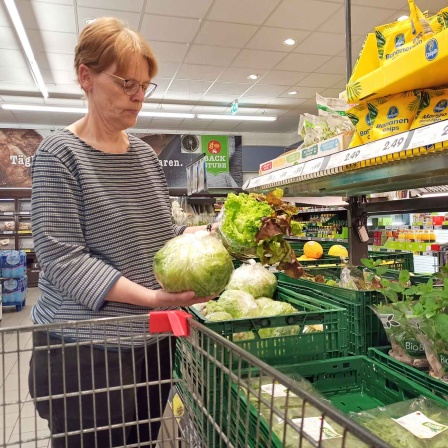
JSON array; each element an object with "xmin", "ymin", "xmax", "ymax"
[
  {"xmin": 368, "ymin": 347, "xmax": 448, "ymax": 402},
  {"xmin": 185, "ymin": 286, "xmax": 348, "ymax": 363},
  {"xmin": 226, "ymin": 356, "xmax": 448, "ymax": 448}
]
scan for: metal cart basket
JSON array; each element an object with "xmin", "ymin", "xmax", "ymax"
[{"xmin": 0, "ymin": 310, "xmax": 390, "ymax": 448}]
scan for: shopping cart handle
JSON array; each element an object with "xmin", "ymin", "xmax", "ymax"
[{"xmin": 149, "ymin": 310, "xmax": 192, "ymax": 337}]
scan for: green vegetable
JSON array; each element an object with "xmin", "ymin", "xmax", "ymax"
[
  {"xmin": 219, "ymin": 192, "xmax": 273, "ymax": 256},
  {"xmin": 232, "ymin": 331, "xmax": 255, "ymax": 341},
  {"xmin": 259, "ymin": 301, "xmax": 297, "ymax": 317},
  {"xmin": 153, "ymin": 232, "xmax": 234, "ymax": 297},
  {"xmin": 226, "ymin": 261, "xmax": 277, "ymax": 299},
  {"xmin": 217, "ymin": 290, "xmax": 260, "ymax": 318},
  {"xmin": 290, "ymin": 221, "xmax": 303, "ymax": 236},
  {"xmin": 351, "ymin": 396, "xmax": 448, "ymax": 448},
  {"xmin": 205, "ymin": 311, "xmax": 233, "ymax": 322}
]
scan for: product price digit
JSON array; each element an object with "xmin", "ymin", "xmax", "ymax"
[
  {"xmin": 442, "ymin": 124, "xmax": 448, "ymax": 137},
  {"xmin": 344, "ymin": 149, "xmax": 360, "ymax": 162},
  {"xmin": 382, "ymin": 136, "xmax": 404, "ymax": 152}
]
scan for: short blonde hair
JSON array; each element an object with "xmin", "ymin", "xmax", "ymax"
[{"xmin": 74, "ymin": 17, "xmax": 158, "ymax": 81}]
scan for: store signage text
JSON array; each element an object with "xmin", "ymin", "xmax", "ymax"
[
  {"xmin": 9, "ymin": 154, "xmax": 34, "ymax": 168},
  {"xmin": 159, "ymin": 159, "xmax": 181, "ymax": 167}
]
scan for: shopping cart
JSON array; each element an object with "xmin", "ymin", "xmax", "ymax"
[{"xmin": 0, "ymin": 310, "xmax": 390, "ymax": 448}]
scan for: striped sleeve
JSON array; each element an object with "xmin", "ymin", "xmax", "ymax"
[{"xmin": 31, "ymin": 149, "xmax": 122, "ymax": 311}]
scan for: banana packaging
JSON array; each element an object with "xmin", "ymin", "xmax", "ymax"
[
  {"xmin": 411, "ymin": 87, "xmax": 448, "ymax": 129},
  {"xmin": 368, "ymin": 91, "xmax": 421, "ymax": 140}
]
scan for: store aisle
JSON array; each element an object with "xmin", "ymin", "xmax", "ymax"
[{"xmin": 1, "ymin": 288, "xmax": 50, "ymax": 447}]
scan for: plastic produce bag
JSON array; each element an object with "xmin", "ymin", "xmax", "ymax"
[
  {"xmin": 350, "ymin": 396, "xmax": 448, "ymax": 447},
  {"xmin": 339, "ymin": 266, "xmax": 370, "ymax": 290},
  {"xmin": 217, "ymin": 290, "xmax": 260, "ymax": 318},
  {"xmin": 153, "ymin": 231, "xmax": 234, "ymax": 297},
  {"xmin": 371, "ymin": 301, "xmax": 428, "ymax": 369},
  {"xmin": 226, "ymin": 259, "xmax": 277, "ymax": 298}
]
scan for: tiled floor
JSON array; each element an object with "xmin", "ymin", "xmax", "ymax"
[{"xmin": 0, "ymin": 288, "xmax": 51, "ymax": 447}]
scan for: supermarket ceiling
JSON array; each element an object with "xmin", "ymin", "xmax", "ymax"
[{"xmin": 0, "ymin": 0, "xmax": 445, "ymax": 134}]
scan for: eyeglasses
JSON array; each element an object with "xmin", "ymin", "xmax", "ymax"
[{"xmin": 102, "ymin": 71, "xmax": 157, "ymax": 98}]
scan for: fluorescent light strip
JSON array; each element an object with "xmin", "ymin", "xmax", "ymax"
[
  {"xmin": 4, "ymin": 0, "xmax": 49, "ymax": 98},
  {"xmin": 139, "ymin": 111, "xmax": 195, "ymax": 119},
  {"xmin": 2, "ymin": 104, "xmax": 276, "ymax": 121},
  {"xmin": 197, "ymin": 114, "xmax": 277, "ymax": 122}
]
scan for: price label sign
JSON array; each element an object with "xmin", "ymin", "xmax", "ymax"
[
  {"xmin": 433, "ymin": 121, "xmax": 448, "ymax": 144},
  {"xmin": 326, "ymin": 151, "xmax": 346, "ymax": 170},
  {"xmin": 411, "ymin": 225, "xmax": 420, "ymax": 230},
  {"xmin": 302, "ymin": 158, "xmax": 324, "ymax": 175},
  {"xmin": 270, "ymin": 171, "xmax": 283, "ymax": 183},
  {"xmin": 410, "ymin": 126, "xmax": 437, "ymax": 149},
  {"xmin": 376, "ymin": 133, "xmax": 408, "ymax": 156},
  {"xmin": 423, "ymin": 224, "xmax": 433, "ymax": 230},
  {"xmin": 291, "ymin": 163, "xmax": 305, "ymax": 177},
  {"xmin": 435, "ymin": 225, "xmax": 442, "ymax": 230}
]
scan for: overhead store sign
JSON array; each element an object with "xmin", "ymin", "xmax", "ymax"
[{"xmin": 201, "ymin": 135, "xmax": 229, "ymax": 176}]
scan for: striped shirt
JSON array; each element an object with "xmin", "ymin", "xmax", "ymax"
[{"xmin": 31, "ymin": 129, "xmax": 185, "ymax": 342}]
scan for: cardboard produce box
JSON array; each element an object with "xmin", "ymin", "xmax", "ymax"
[{"xmin": 347, "ymin": 29, "xmax": 448, "ymax": 103}]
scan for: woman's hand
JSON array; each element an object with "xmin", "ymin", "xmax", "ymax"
[{"xmin": 147, "ymin": 289, "xmax": 216, "ymax": 308}]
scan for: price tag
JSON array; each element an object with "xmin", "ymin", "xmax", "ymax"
[
  {"xmin": 410, "ymin": 126, "xmax": 437, "ymax": 149},
  {"xmin": 20, "ymin": 211, "xmax": 30, "ymax": 215},
  {"xmin": 302, "ymin": 158, "xmax": 324, "ymax": 175},
  {"xmin": 376, "ymin": 133, "xmax": 408, "ymax": 156},
  {"xmin": 435, "ymin": 225, "xmax": 442, "ymax": 230},
  {"xmin": 326, "ymin": 151, "xmax": 346, "ymax": 170},
  {"xmin": 385, "ymin": 225, "xmax": 392, "ymax": 230},
  {"xmin": 270, "ymin": 171, "xmax": 283, "ymax": 182},
  {"xmin": 423, "ymin": 224, "xmax": 433, "ymax": 230},
  {"xmin": 411, "ymin": 226, "xmax": 421, "ymax": 230},
  {"xmin": 1, "ymin": 212, "xmax": 13, "ymax": 216},
  {"xmin": 291, "ymin": 163, "xmax": 305, "ymax": 177},
  {"xmin": 1, "ymin": 231, "xmax": 13, "ymax": 234},
  {"xmin": 433, "ymin": 120, "xmax": 448, "ymax": 144}
]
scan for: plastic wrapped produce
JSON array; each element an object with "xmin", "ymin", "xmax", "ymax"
[{"xmin": 217, "ymin": 290, "xmax": 260, "ymax": 318}]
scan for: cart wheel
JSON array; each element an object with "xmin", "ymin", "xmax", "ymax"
[{"xmin": 16, "ymin": 304, "xmax": 22, "ymax": 312}]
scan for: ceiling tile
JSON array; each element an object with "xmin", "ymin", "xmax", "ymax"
[
  {"xmin": 243, "ymin": 84, "xmax": 288, "ymax": 98},
  {"xmin": 316, "ymin": 56, "xmax": 346, "ymax": 75},
  {"xmin": 162, "ymin": 91, "xmax": 206, "ymax": 102},
  {"xmin": 0, "ymin": 95, "xmax": 46, "ymax": 105},
  {"xmin": 206, "ymin": 82, "xmax": 252, "ymax": 96},
  {"xmin": 320, "ymin": 87, "xmax": 344, "ymax": 98},
  {"xmin": 0, "ymin": 2, "xmax": 11, "ymax": 27},
  {"xmin": 218, "ymin": 67, "xmax": 267, "ymax": 83},
  {"xmin": 146, "ymin": 78, "xmax": 172, "ymax": 91},
  {"xmin": 246, "ymin": 26, "xmax": 309, "ymax": 52},
  {"xmin": 176, "ymin": 64, "xmax": 223, "ymax": 81},
  {"xmin": 26, "ymin": 30, "xmax": 78, "ymax": 54},
  {"xmin": 208, "ymin": 0, "xmax": 281, "ymax": 25},
  {"xmin": 141, "ymin": 15, "xmax": 200, "ymax": 43},
  {"xmin": 297, "ymin": 73, "xmax": 345, "ymax": 88},
  {"xmin": 187, "ymin": 45, "xmax": 239, "ymax": 66},
  {"xmin": 279, "ymin": 86, "xmax": 325, "ymax": 99},
  {"xmin": 168, "ymin": 79, "xmax": 212, "ymax": 93},
  {"xmin": 237, "ymin": 97, "xmax": 270, "ymax": 106},
  {"xmin": 418, "ymin": 0, "xmax": 448, "ymax": 14},
  {"xmin": 35, "ymin": 52, "xmax": 75, "ymax": 72},
  {"xmin": 352, "ymin": 0, "xmax": 406, "ymax": 9},
  {"xmin": 293, "ymin": 32, "xmax": 346, "ymax": 56},
  {"xmin": 150, "ymin": 41, "xmax": 189, "ymax": 63},
  {"xmin": 232, "ymin": 49, "xmax": 286, "ymax": 70},
  {"xmin": 266, "ymin": 0, "xmax": 341, "ymax": 31},
  {"xmin": 195, "ymin": 21, "xmax": 257, "ymax": 48},
  {"xmin": 322, "ymin": 5, "xmax": 397, "ymax": 35},
  {"xmin": 44, "ymin": 98, "xmax": 86, "ymax": 107},
  {"xmin": 145, "ymin": 0, "xmax": 213, "ymax": 19},
  {"xmin": 0, "ymin": 66, "xmax": 34, "ymax": 83},
  {"xmin": 258, "ymin": 70, "xmax": 307, "ymax": 86},
  {"xmin": 0, "ymin": 82, "xmax": 40, "ymax": 95},
  {"xmin": 76, "ymin": 0, "xmax": 145, "ymax": 12},
  {"xmin": 41, "ymin": 69, "xmax": 77, "ymax": 85},
  {"xmin": 0, "ymin": 49, "xmax": 27, "ymax": 68},
  {"xmin": 47, "ymin": 84, "xmax": 84, "ymax": 95},
  {"xmin": 0, "ymin": 26, "xmax": 20, "ymax": 50},
  {"xmin": 157, "ymin": 62, "xmax": 182, "ymax": 78},
  {"xmin": 77, "ymin": 7, "xmax": 141, "ymax": 30},
  {"xmin": 17, "ymin": 1, "xmax": 76, "ymax": 33},
  {"xmin": 275, "ymin": 53, "xmax": 329, "ymax": 72}
]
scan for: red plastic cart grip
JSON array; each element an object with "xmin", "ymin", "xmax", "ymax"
[{"xmin": 149, "ymin": 310, "xmax": 192, "ymax": 337}]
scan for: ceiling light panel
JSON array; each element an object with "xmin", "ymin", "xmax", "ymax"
[{"xmin": 197, "ymin": 114, "xmax": 276, "ymax": 121}]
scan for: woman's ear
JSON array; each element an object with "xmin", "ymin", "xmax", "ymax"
[{"xmin": 78, "ymin": 64, "xmax": 93, "ymax": 93}]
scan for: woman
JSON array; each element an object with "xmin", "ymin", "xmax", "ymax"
[{"xmin": 29, "ymin": 17, "xmax": 214, "ymax": 447}]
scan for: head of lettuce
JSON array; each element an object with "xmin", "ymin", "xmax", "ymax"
[{"xmin": 153, "ymin": 231, "xmax": 234, "ymax": 298}]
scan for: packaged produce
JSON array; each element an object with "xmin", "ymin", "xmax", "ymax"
[
  {"xmin": 368, "ymin": 91, "xmax": 421, "ymax": 140},
  {"xmin": 410, "ymin": 87, "xmax": 448, "ymax": 129},
  {"xmin": 350, "ymin": 396, "xmax": 448, "ymax": 448},
  {"xmin": 303, "ymin": 241, "xmax": 323, "ymax": 260},
  {"xmin": 327, "ymin": 245, "xmax": 349, "ymax": 259},
  {"xmin": 348, "ymin": 131, "xmax": 363, "ymax": 149},
  {"xmin": 153, "ymin": 231, "xmax": 234, "ymax": 297},
  {"xmin": 375, "ymin": 0, "xmax": 433, "ymax": 64},
  {"xmin": 217, "ymin": 290, "xmax": 260, "ymax": 318},
  {"xmin": 316, "ymin": 93, "xmax": 351, "ymax": 117},
  {"xmin": 298, "ymin": 113, "xmax": 329, "ymax": 146},
  {"xmin": 428, "ymin": 7, "xmax": 448, "ymax": 34},
  {"xmin": 347, "ymin": 103, "xmax": 373, "ymax": 144},
  {"xmin": 225, "ymin": 260, "xmax": 277, "ymax": 298}
]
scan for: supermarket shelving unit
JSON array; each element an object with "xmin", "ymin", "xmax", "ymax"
[{"xmin": 243, "ymin": 122, "xmax": 448, "ymax": 265}]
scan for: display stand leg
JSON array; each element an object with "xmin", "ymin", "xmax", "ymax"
[{"xmin": 348, "ymin": 196, "xmax": 368, "ymax": 265}]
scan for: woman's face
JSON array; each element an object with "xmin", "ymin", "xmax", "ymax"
[{"xmin": 88, "ymin": 56, "xmax": 151, "ymax": 131}]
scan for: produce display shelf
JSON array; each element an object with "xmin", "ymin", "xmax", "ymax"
[
  {"xmin": 243, "ymin": 122, "xmax": 448, "ymax": 197},
  {"xmin": 368, "ymin": 347, "xmax": 448, "ymax": 401},
  {"xmin": 226, "ymin": 356, "xmax": 447, "ymax": 448},
  {"xmin": 287, "ymin": 236, "xmax": 349, "ymax": 243}
]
